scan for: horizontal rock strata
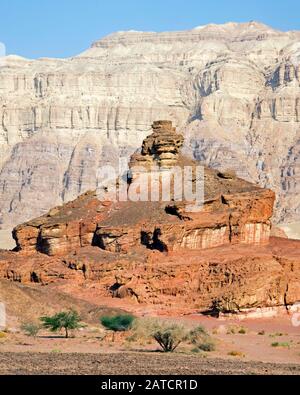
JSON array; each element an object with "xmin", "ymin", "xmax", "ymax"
[
  {"xmin": 11, "ymin": 122, "xmax": 275, "ymax": 256},
  {"xmin": 1, "ymin": 121, "xmax": 298, "ymax": 314}
]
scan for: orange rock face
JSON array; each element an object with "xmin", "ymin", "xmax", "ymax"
[
  {"xmin": 2, "ymin": 120, "xmax": 297, "ymax": 314},
  {"xmin": 12, "ymin": 121, "xmax": 275, "ymax": 257},
  {"xmin": 1, "ymin": 238, "xmax": 300, "ymax": 314},
  {"xmin": 12, "ymin": 192, "xmax": 111, "ymax": 256}
]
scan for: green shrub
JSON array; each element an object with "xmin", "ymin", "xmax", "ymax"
[
  {"xmin": 100, "ymin": 314, "xmax": 135, "ymax": 341},
  {"xmin": 226, "ymin": 326, "xmax": 236, "ymax": 334},
  {"xmin": 271, "ymin": 342, "xmax": 290, "ymax": 348},
  {"xmin": 131, "ymin": 318, "xmax": 188, "ymax": 352},
  {"xmin": 269, "ymin": 332, "xmax": 283, "ymax": 338},
  {"xmin": 40, "ymin": 310, "xmax": 84, "ymax": 338},
  {"xmin": 228, "ymin": 350, "xmax": 245, "ymax": 357},
  {"xmin": 152, "ymin": 323, "xmax": 188, "ymax": 352},
  {"xmin": 21, "ymin": 322, "xmax": 40, "ymax": 337},
  {"xmin": 131, "ymin": 319, "xmax": 216, "ymax": 353},
  {"xmin": 187, "ymin": 325, "xmax": 216, "ymax": 352},
  {"xmin": 188, "ymin": 326, "xmax": 208, "ymax": 344},
  {"xmin": 198, "ymin": 341, "xmax": 216, "ymax": 352},
  {"xmin": 226, "ymin": 325, "xmax": 247, "ymax": 335}
]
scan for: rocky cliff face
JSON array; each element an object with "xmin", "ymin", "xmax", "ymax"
[
  {"xmin": 11, "ymin": 121, "xmax": 275, "ymax": 256},
  {"xmin": 0, "ymin": 22, "xmax": 300, "ymax": 241},
  {"xmin": 1, "ymin": 122, "xmax": 299, "ymax": 314},
  {"xmin": 1, "ymin": 237, "xmax": 300, "ymax": 314}
]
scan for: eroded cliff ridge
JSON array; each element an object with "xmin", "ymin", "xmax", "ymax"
[
  {"xmin": 2, "ymin": 121, "xmax": 299, "ymax": 314},
  {"xmin": 12, "ymin": 121, "xmax": 275, "ymax": 256},
  {"xmin": 0, "ymin": 22, "xmax": 300, "ymax": 240}
]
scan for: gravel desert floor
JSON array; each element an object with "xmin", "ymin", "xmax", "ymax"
[{"xmin": 0, "ymin": 352, "xmax": 299, "ymax": 375}]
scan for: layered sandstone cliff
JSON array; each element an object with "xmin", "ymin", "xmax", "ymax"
[
  {"xmin": 1, "ymin": 121, "xmax": 300, "ymax": 314},
  {"xmin": 0, "ymin": 22, "xmax": 300, "ymax": 246},
  {"xmin": 11, "ymin": 121, "xmax": 275, "ymax": 256}
]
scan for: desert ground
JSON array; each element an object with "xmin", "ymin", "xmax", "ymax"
[
  {"xmin": 1, "ymin": 280, "xmax": 300, "ymax": 375},
  {"xmin": 1, "ymin": 352, "xmax": 300, "ymax": 375},
  {"xmin": 1, "ymin": 297, "xmax": 300, "ymax": 374},
  {"xmin": 1, "ymin": 315, "xmax": 300, "ymax": 375}
]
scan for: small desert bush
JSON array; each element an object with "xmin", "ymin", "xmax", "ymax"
[
  {"xmin": 153, "ymin": 323, "xmax": 188, "ymax": 352},
  {"xmin": 258, "ymin": 330, "xmax": 265, "ymax": 336},
  {"xmin": 130, "ymin": 318, "xmax": 155, "ymax": 338},
  {"xmin": 198, "ymin": 341, "xmax": 216, "ymax": 352},
  {"xmin": 269, "ymin": 332, "xmax": 284, "ymax": 338},
  {"xmin": 188, "ymin": 326, "xmax": 208, "ymax": 344},
  {"xmin": 226, "ymin": 325, "xmax": 237, "ymax": 334},
  {"xmin": 21, "ymin": 322, "xmax": 40, "ymax": 337},
  {"xmin": 271, "ymin": 342, "xmax": 290, "ymax": 348},
  {"xmin": 127, "ymin": 317, "xmax": 155, "ymax": 344},
  {"xmin": 187, "ymin": 325, "xmax": 215, "ymax": 352},
  {"xmin": 132, "ymin": 319, "xmax": 215, "ymax": 353},
  {"xmin": 228, "ymin": 350, "xmax": 245, "ymax": 357},
  {"xmin": 226, "ymin": 325, "xmax": 247, "ymax": 335},
  {"xmin": 131, "ymin": 318, "xmax": 189, "ymax": 352},
  {"xmin": 0, "ymin": 332, "xmax": 6, "ymax": 339}
]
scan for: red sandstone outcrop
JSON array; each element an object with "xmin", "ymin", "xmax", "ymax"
[
  {"xmin": 12, "ymin": 121, "xmax": 275, "ymax": 257},
  {"xmin": 1, "ymin": 121, "xmax": 299, "ymax": 314},
  {"xmin": 1, "ymin": 238, "xmax": 300, "ymax": 314}
]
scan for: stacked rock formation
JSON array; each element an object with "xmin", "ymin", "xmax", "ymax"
[
  {"xmin": 0, "ymin": 121, "xmax": 300, "ymax": 314},
  {"xmin": 11, "ymin": 121, "xmax": 275, "ymax": 256},
  {"xmin": 129, "ymin": 120, "xmax": 184, "ymax": 170}
]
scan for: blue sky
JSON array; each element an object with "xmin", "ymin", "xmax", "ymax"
[{"xmin": 1, "ymin": 0, "xmax": 300, "ymax": 59}]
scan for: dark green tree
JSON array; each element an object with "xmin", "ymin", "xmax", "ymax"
[
  {"xmin": 40, "ymin": 310, "xmax": 83, "ymax": 338},
  {"xmin": 100, "ymin": 314, "xmax": 134, "ymax": 341}
]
